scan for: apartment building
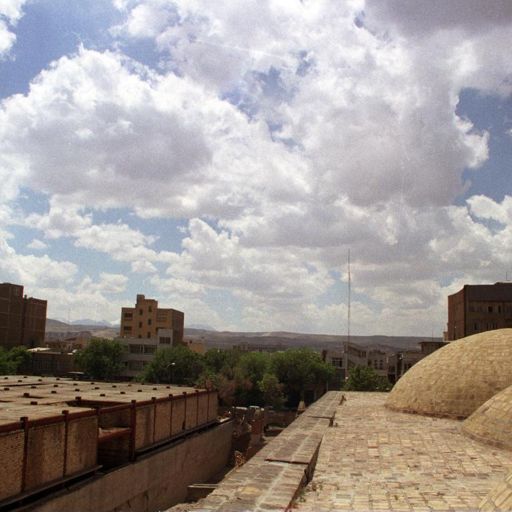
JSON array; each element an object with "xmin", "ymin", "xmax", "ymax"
[
  {"xmin": 445, "ymin": 282, "xmax": 512, "ymax": 341},
  {"xmin": 118, "ymin": 329, "xmax": 174, "ymax": 378},
  {"xmin": 0, "ymin": 282, "xmax": 47, "ymax": 348},
  {"xmin": 120, "ymin": 294, "xmax": 184, "ymax": 344}
]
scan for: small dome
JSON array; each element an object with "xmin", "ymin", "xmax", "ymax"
[
  {"xmin": 479, "ymin": 471, "xmax": 512, "ymax": 511},
  {"xmin": 463, "ymin": 384, "xmax": 512, "ymax": 450},
  {"xmin": 386, "ymin": 329, "xmax": 512, "ymax": 418}
]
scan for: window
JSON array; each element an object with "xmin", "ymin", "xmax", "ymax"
[
  {"xmin": 148, "ymin": 318, "xmax": 152, "ymax": 325},
  {"xmin": 123, "ymin": 326, "xmax": 132, "ymax": 332},
  {"xmin": 139, "ymin": 309, "xmax": 143, "ymax": 315},
  {"xmin": 130, "ymin": 344, "xmax": 143, "ymax": 354},
  {"xmin": 331, "ymin": 357, "xmax": 342, "ymax": 368},
  {"xmin": 488, "ymin": 306, "xmax": 493, "ymax": 313},
  {"xmin": 144, "ymin": 344, "xmax": 157, "ymax": 354},
  {"xmin": 148, "ymin": 306, "xmax": 152, "ymax": 313},
  {"xmin": 124, "ymin": 312, "xmax": 133, "ymax": 319},
  {"xmin": 147, "ymin": 332, "xmax": 151, "ymax": 338},
  {"xmin": 139, "ymin": 321, "xmax": 142, "ymax": 328},
  {"xmin": 160, "ymin": 337, "xmax": 171, "ymax": 345}
]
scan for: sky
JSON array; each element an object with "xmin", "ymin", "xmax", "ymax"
[{"xmin": 1, "ymin": 0, "xmax": 512, "ymax": 336}]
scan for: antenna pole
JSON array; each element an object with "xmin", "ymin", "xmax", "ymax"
[{"xmin": 347, "ymin": 249, "xmax": 351, "ymax": 345}]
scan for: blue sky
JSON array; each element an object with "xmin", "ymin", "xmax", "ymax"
[{"xmin": 1, "ymin": 1, "xmax": 511, "ymax": 335}]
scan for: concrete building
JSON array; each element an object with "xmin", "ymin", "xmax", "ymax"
[
  {"xmin": 445, "ymin": 282, "xmax": 512, "ymax": 341},
  {"xmin": 118, "ymin": 329, "xmax": 175, "ymax": 379},
  {"xmin": 0, "ymin": 282, "xmax": 47, "ymax": 348},
  {"xmin": 120, "ymin": 294, "xmax": 184, "ymax": 344}
]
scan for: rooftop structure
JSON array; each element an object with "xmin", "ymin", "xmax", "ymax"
[
  {"xmin": 446, "ymin": 282, "xmax": 512, "ymax": 341},
  {"xmin": 386, "ymin": 329, "xmax": 512, "ymax": 418},
  {"xmin": 0, "ymin": 376, "xmax": 217, "ymax": 507},
  {"xmin": 0, "ymin": 282, "xmax": 47, "ymax": 348},
  {"xmin": 120, "ymin": 294, "xmax": 184, "ymax": 344},
  {"xmin": 462, "ymin": 383, "xmax": 512, "ymax": 451}
]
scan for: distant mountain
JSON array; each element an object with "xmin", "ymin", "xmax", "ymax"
[
  {"xmin": 71, "ymin": 319, "xmax": 114, "ymax": 327},
  {"xmin": 184, "ymin": 328, "xmax": 439, "ymax": 352},
  {"xmin": 187, "ymin": 323, "xmax": 216, "ymax": 331},
  {"xmin": 46, "ymin": 319, "xmax": 119, "ymax": 339}
]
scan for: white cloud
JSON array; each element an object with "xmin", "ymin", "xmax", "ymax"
[
  {"xmin": 27, "ymin": 238, "xmax": 48, "ymax": 250},
  {"xmin": 0, "ymin": 0, "xmax": 27, "ymax": 58},
  {"xmin": 1, "ymin": 2, "xmax": 512, "ymax": 334}
]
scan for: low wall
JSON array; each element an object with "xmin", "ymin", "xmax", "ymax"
[{"xmin": 21, "ymin": 421, "xmax": 233, "ymax": 512}]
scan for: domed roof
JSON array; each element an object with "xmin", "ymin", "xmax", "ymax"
[
  {"xmin": 386, "ymin": 329, "xmax": 512, "ymax": 419},
  {"xmin": 479, "ymin": 471, "xmax": 512, "ymax": 511},
  {"xmin": 462, "ymin": 384, "xmax": 512, "ymax": 450}
]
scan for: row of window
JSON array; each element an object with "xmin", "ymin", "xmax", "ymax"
[{"xmin": 129, "ymin": 344, "xmax": 157, "ymax": 354}]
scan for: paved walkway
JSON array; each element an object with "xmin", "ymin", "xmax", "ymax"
[{"xmin": 297, "ymin": 392, "xmax": 511, "ymax": 511}]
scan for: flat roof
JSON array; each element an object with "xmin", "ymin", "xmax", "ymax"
[
  {"xmin": 298, "ymin": 393, "xmax": 512, "ymax": 511},
  {"xmin": 0, "ymin": 375, "xmax": 203, "ymax": 426}
]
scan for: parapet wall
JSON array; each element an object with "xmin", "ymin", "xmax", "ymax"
[
  {"xmin": 21, "ymin": 420, "xmax": 233, "ymax": 512},
  {"xmin": 180, "ymin": 391, "xmax": 344, "ymax": 512}
]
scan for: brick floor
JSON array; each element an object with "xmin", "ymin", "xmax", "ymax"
[{"xmin": 296, "ymin": 392, "xmax": 512, "ymax": 511}]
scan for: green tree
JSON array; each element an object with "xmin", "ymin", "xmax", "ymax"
[
  {"xmin": 203, "ymin": 348, "xmax": 242, "ymax": 379},
  {"xmin": 270, "ymin": 348, "xmax": 334, "ymax": 405},
  {"xmin": 0, "ymin": 346, "xmax": 30, "ymax": 375},
  {"xmin": 259, "ymin": 373, "xmax": 285, "ymax": 409},
  {"xmin": 344, "ymin": 365, "xmax": 391, "ymax": 391},
  {"xmin": 141, "ymin": 345, "xmax": 205, "ymax": 385},
  {"xmin": 233, "ymin": 351, "xmax": 271, "ymax": 405},
  {"xmin": 75, "ymin": 338, "xmax": 125, "ymax": 380}
]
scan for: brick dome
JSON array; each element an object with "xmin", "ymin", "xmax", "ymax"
[
  {"xmin": 386, "ymin": 329, "xmax": 512, "ymax": 419},
  {"xmin": 479, "ymin": 471, "xmax": 512, "ymax": 511},
  {"xmin": 462, "ymin": 384, "xmax": 512, "ymax": 450}
]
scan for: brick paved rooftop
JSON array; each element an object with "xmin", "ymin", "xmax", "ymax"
[{"xmin": 297, "ymin": 392, "xmax": 512, "ymax": 511}]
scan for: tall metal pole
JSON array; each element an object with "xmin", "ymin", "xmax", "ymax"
[{"xmin": 347, "ymin": 248, "xmax": 351, "ymax": 346}]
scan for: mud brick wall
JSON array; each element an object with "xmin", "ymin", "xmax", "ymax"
[
  {"xmin": 207, "ymin": 391, "xmax": 218, "ymax": 422},
  {"xmin": 25, "ymin": 422, "xmax": 65, "ymax": 490},
  {"xmin": 171, "ymin": 397, "xmax": 185, "ymax": 436},
  {"xmin": 99, "ymin": 408, "xmax": 130, "ymax": 429},
  {"xmin": 154, "ymin": 401, "xmax": 171, "ymax": 442},
  {"xmin": 66, "ymin": 416, "xmax": 98, "ymax": 475},
  {"xmin": 135, "ymin": 405, "xmax": 155, "ymax": 449},
  {"xmin": 0, "ymin": 429, "xmax": 24, "ymax": 501},
  {"xmin": 185, "ymin": 393, "xmax": 198, "ymax": 430},
  {"xmin": 98, "ymin": 436, "xmax": 130, "ymax": 468},
  {"xmin": 197, "ymin": 393, "xmax": 208, "ymax": 425}
]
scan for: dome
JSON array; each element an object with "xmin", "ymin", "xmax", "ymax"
[
  {"xmin": 462, "ymin": 384, "xmax": 512, "ymax": 450},
  {"xmin": 386, "ymin": 329, "xmax": 512, "ymax": 419},
  {"xmin": 479, "ymin": 471, "xmax": 512, "ymax": 511}
]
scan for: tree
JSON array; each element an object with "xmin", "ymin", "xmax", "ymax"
[
  {"xmin": 233, "ymin": 351, "xmax": 271, "ymax": 405},
  {"xmin": 203, "ymin": 348, "xmax": 242, "ymax": 379},
  {"xmin": 0, "ymin": 346, "xmax": 30, "ymax": 375},
  {"xmin": 141, "ymin": 345, "xmax": 205, "ymax": 385},
  {"xmin": 259, "ymin": 373, "xmax": 285, "ymax": 409},
  {"xmin": 344, "ymin": 365, "xmax": 392, "ymax": 391},
  {"xmin": 75, "ymin": 338, "xmax": 125, "ymax": 380},
  {"xmin": 270, "ymin": 348, "xmax": 334, "ymax": 405}
]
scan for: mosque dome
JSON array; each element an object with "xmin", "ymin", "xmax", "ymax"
[
  {"xmin": 462, "ymin": 384, "xmax": 512, "ymax": 450},
  {"xmin": 386, "ymin": 329, "xmax": 512, "ymax": 419}
]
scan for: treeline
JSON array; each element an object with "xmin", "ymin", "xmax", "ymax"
[{"xmin": 77, "ymin": 339, "xmax": 335, "ymax": 408}]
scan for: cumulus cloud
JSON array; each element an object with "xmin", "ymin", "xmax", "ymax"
[
  {"xmin": 1, "ymin": 2, "xmax": 511, "ymax": 334},
  {"xmin": 0, "ymin": 0, "xmax": 27, "ymax": 58}
]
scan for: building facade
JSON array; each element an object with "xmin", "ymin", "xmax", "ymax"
[
  {"xmin": 120, "ymin": 294, "xmax": 184, "ymax": 344},
  {"xmin": 0, "ymin": 283, "xmax": 47, "ymax": 348},
  {"xmin": 445, "ymin": 282, "xmax": 512, "ymax": 341},
  {"xmin": 118, "ymin": 329, "xmax": 174, "ymax": 378}
]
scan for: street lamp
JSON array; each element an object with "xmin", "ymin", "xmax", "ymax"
[{"xmin": 166, "ymin": 362, "xmax": 176, "ymax": 384}]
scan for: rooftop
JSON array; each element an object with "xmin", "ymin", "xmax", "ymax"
[{"xmin": 298, "ymin": 393, "xmax": 511, "ymax": 511}]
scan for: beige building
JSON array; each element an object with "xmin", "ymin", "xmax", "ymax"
[{"xmin": 120, "ymin": 294, "xmax": 184, "ymax": 344}]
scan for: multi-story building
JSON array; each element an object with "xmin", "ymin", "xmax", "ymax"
[
  {"xmin": 120, "ymin": 294, "xmax": 184, "ymax": 344},
  {"xmin": 118, "ymin": 328, "xmax": 174, "ymax": 378},
  {"xmin": 445, "ymin": 282, "xmax": 512, "ymax": 341},
  {"xmin": 0, "ymin": 283, "xmax": 47, "ymax": 348}
]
